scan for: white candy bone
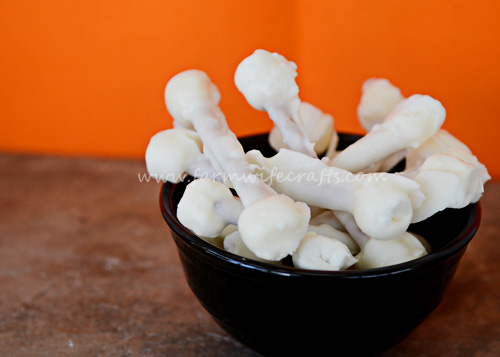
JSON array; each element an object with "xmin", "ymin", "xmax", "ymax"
[
  {"xmin": 404, "ymin": 129, "xmax": 472, "ymax": 176},
  {"xmin": 334, "ymin": 211, "xmax": 427, "ymax": 269},
  {"xmin": 331, "ymin": 94, "xmax": 446, "ymax": 173},
  {"xmin": 308, "ymin": 211, "xmax": 359, "ymax": 254},
  {"xmin": 354, "ymin": 232, "xmax": 428, "ymax": 270},
  {"xmin": 330, "ymin": 79, "xmax": 405, "ymax": 173},
  {"xmin": 268, "ymin": 102, "xmax": 338, "ymax": 155},
  {"xmin": 333, "ymin": 211, "xmax": 370, "ymax": 247},
  {"xmin": 145, "ymin": 128, "xmax": 217, "ymax": 183},
  {"xmin": 238, "ymin": 195, "xmax": 310, "ymax": 261},
  {"xmin": 223, "ymin": 230, "xmax": 280, "ymax": 265},
  {"xmin": 339, "ymin": 78, "xmax": 404, "ymax": 172},
  {"xmin": 357, "ymin": 78, "xmax": 404, "ymax": 131},
  {"xmin": 410, "ymin": 147, "xmax": 490, "ymax": 223},
  {"xmin": 177, "ymin": 179, "xmax": 243, "ymax": 238},
  {"xmin": 356, "ymin": 149, "xmax": 407, "ymax": 174},
  {"xmin": 309, "ymin": 210, "xmax": 345, "ymax": 231},
  {"xmin": 166, "ymin": 70, "xmax": 310, "ymax": 260},
  {"xmin": 307, "ymin": 224, "xmax": 360, "ymax": 255},
  {"xmin": 292, "ymin": 232, "xmax": 358, "ymax": 271},
  {"xmin": 235, "ymin": 49, "xmax": 316, "ymax": 157},
  {"xmin": 247, "ymin": 148, "xmax": 424, "ymax": 240}
]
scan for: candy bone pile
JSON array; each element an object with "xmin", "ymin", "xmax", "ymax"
[{"xmin": 146, "ymin": 49, "xmax": 490, "ymax": 271}]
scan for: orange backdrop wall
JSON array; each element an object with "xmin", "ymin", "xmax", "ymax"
[{"xmin": 1, "ymin": 0, "xmax": 499, "ymax": 178}]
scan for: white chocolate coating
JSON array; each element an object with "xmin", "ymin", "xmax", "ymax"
[
  {"xmin": 357, "ymin": 78, "xmax": 403, "ymax": 131},
  {"xmin": 292, "ymin": 232, "xmax": 358, "ymax": 271},
  {"xmin": 238, "ymin": 195, "xmax": 310, "ymax": 261},
  {"xmin": 166, "ymin": 69, "xmax": 311, "ymax": 260},
  {"xmin": 177, "ymin": 179, "xmax": 237, "ymax": 238},
  {"xmin": 307, "ymin": 224, "xmax": 359, "ymax": 254},
  {"xmin": 358, "ymin": 150, "xmax": 407, "ymax": 174},
  {"xmin": 235, "ymin": 49, "xmax": 299, "ymax": 113},
  {"xmin": 157, "ymin": 54, "xmax": 490, "ymax": 271},
  {"xmin": 309, "ymin": 210, "xmax": 345, "ymax": 231},
  {"xmin": 223, "ymin": 230, "xmax": 277, "ymax": 264},
  {"xmin": 268, "ymin": 102, "xmax": 336, "ymax": 155},
  {"xmin": 247, "ymin": 148, "xmax": 423, "ymax": 240},
  {"xmin": 411, "ymin": 147, "xmax": 490, "ymax": 222},
  {"xmin": 331, "ymin": 94, "xmax": 446, "ymax": 173},
  {"xmin": 165, "ymin": 70, "xmax": 221, "ymax": 129},
  {"xmin": 405, "ymin": 129, "xmax": 471, "ymax": 175},
  {"xmin": 145, "ymin": 128, "xmax": 213, "ymax": 183},
  {"xmin": 299, "ymin": 102, "xmax": 335, "ymax": 154},
  {"xmin": 355, "ymin": 232, "xmax": 428, "ymax": 269},
  {"xmin": 235, "ymin": 49, "xmax": 316, "ymax": 157},
  {"xmin": 333, "ymin": 211, "xmax": 370, "ymax": 248},
  {"xmin": 353, "ymin": 176, "xmax": 417, "ymax": 240},
  {"xmin": 165, "ymin": 69, "xmax": 275, "ymax": 207}
]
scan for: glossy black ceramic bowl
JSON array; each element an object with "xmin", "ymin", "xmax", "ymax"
[{"xmin": 160, "ymin": 133, "xmax": 481, "ymax": 356}]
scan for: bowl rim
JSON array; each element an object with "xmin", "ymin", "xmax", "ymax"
[{"xmin": 160, "ymin": 180, "xmax": 481, "ymax": 279}]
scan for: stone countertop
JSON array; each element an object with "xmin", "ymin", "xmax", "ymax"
[{"xmin": 0, "ymin": 154, "xmax": 499, "ymax": 356}]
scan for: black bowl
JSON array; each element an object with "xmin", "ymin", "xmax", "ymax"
[{"xmin": 160, "ymin": 133, "xmax": 481, "ymax": 356}]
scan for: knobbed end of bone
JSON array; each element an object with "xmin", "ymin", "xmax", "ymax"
[
  {"xmin": 357, "ymin": 78, "xmax": 403, "ymax": 131},
  {"xmin": 387, "ymin": 94, "xmax": 446, "ymax": 148},
  {"xmin": 353, "ymin": 180, "xmax": 414, "ymax": 240},
  {"xmin": 238, "ymin": 195, "xmax": 310, "ymax": 261},
  {"xmin": 292, "ymin": 232, "xmax": 358, "ymax": 271},
  {"xmin": 354, "ymin": 232, "xmax": 428, "ymax": 269},
  {"xmin": 165, "ymin": 69, "xmax": 221, "ymax": 127},
  {"xmin": 145, "ymin": 128, "xmax": 203, "ymax": 183},
  {"xmin": 411, "ymin": 147, "xmax": 491, "ymax": 222},
  {"xmin": 268, "ymin": 102, "xmax": 335, "ymax": 155},
  {"xmin": 177, "ymin": 179, "xmax": 235, "ymax": 238},
  {"xmin": 234, "ymin": 49, "xmax": 299, "ymax": 112}
]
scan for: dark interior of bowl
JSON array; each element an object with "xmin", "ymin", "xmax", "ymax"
[{"xmin": 160, "ymin": 132, "xmax": 481, "ymax": 356}]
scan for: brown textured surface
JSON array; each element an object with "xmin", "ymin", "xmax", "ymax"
[{"xmin": 0, "ymin": 154, "xmax": 499, "ymax": 356}]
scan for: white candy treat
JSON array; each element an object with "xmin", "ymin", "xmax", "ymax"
[
  {"xmin": 357, "ymin": 78, "xmax": 404, "ymax": 131},
  {"xmin": 165, "ymin": 70, "xmax": 222, "ymax": 129},
  {"xmin": 292, "ymin": 232, "xmax": 358, "ymax": 271},
  {"xmin": 177, "ymin": 179, "xmax": 241, "ymax": 238},
  {"xmin": 309, "ymin": 210, "xmax": 345, "ymax": 231},
  {"xmin": 307, "ymin": 224, "xmax": 360, "ymax": 255},
  {"xmin": 296, "ymin": 101, "xmax": 338, "ymax": 155},
  {"xmin": 355, "ymin": 232, "xmax": 428, "ymax": 270},
  {"xmin": 268, "ymin": 102, "xmax": 337, "ymax": 155},
  {"xmin": 166, "ymin": 70, "xmax": 310, "ymax": 260},
  {"xmin": 358, "ymin": 150, "xmax": 407, "ymax": 174},
  {"xmin": 333, "ymin": 211, "xmax": 370, "ymax": 248},
  {"xmin": 268, "ymin": 126, "xmax": 286, "ymax": 152},
  {"xmin": 335, "ymin": 211, "xmax": 429, "ymax": 269},
  {"xmin": 166, "ymin": 69, "xmax": 274, "ymax": 205},
  {"xmin": 159, "ymin": 52, "xmax": 490, "ymax": 271},
  {"xmin": 324, "ymin": 133, "xmax": 340, "ymax": 160},
  {"xmin": 223, "ymin": 230, "xmax": 278, "ymax": 264},
  {"xmin": 238, "ymin": 195, "xmax": 310, "ymax": 261},
  {"xmin": 331, "ymin": 94, "xmax": 446, "ymax": 173},
  {"xmin": 405, "ymin": 129, "xmax": 472, "ymax": 175},
  {"xmin": 247, "ymin": 148, "xmax": 424, "ymax": 240},
  {"xmin": 235, "ymin": 49, "xmax": 316, "ymax": 157},
  {"xmin": 411, "ymin": 147, "xmax": 490, "ymax": 223},
  {"xmin": 145, "ymin": 128, "xmax": 216, "ymax": 183}
]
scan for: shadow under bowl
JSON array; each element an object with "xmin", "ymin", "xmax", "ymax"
[{"xmin": 160, "ymin": 133, "xmax": 481, "ymax": 356}]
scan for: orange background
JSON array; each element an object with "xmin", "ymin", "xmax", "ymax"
[{"xmin": 1, "ymin": 1, "xmax": 499, "ymax": 178}]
